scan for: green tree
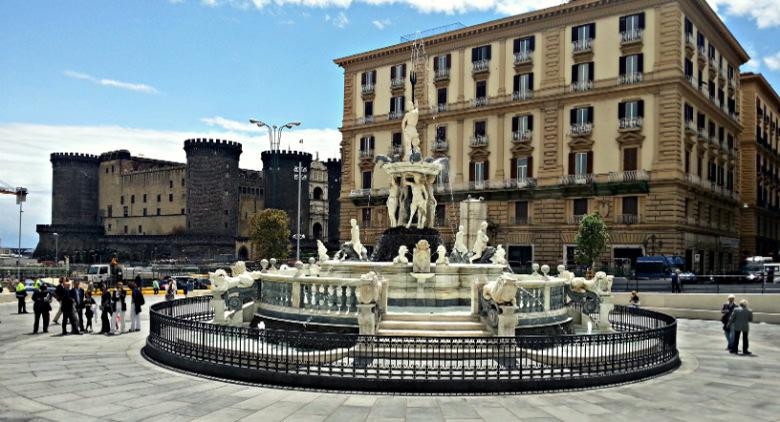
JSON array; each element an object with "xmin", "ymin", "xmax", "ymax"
[
  {"xmin": 574, "ymin": 213, "xmax": 610, "ymax": 271},
  {"xmin": 249, "ymin": 209, "xmax": 291, "ymax": 261}
]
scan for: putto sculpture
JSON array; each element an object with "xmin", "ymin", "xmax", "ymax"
[
  {"xmin": 469, "ymin": 221, "xmax": 490, "ymax": 263},
  {"xmin": 413, "ymin": 239, "xmax": 431, "ymax": 273}
]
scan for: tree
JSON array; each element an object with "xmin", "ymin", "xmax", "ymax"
[
  {"xmin": 249, "ymin": 209, "xmax": 291, "ymax": 261},
  {"xmin": 574, "ymin": 213, "xmax": 610, "ymax": 272}
]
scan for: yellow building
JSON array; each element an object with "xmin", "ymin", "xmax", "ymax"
[{"xmin": 335, "ymin": 0, "xmax": 748, "ymax": 273}]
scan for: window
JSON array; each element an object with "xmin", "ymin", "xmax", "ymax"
[
  {"xmin": 364, "ymin": 101, "xmax": 373, "ymax": 117},
  {"xmin": 105, "ymin": 167, "xmax": 109, "ymax": 174},
  {"xmin": 510, "ymin": 156, "xmax": 533, "ymax": 181},
  {"xmin": 471, "ymin": 45, "xmax": 491, "ymax": 62},
  {"xmin": 475, "ymin": 80, "xmax": 487, "ymax": 99},
  {"xmin": 708, "ymin": 44, "xmax": 715, "ymax": 59},
  {"xmin": 697, "ymin": 31, "xmax": 705, "ymax": 48},
  {"xmin": 437, "ymin": 87, "xmax": 447, "ymax": 108},
  {"xmin": 474, "ymin": 120, "xmax": 486, "ymax": 137},
  {"xmin": 684, "ymin": 59, "xmax": 694, "ymax": 78},
  {"xmin": 570, "ymin": 106, "xmax": 594, "ymax": 125},
  {"xmin": 575, "ymin": 152, "xmax": 589, "ymax": 176},
  {"xmin": 156, "ymin": 208, "xmax": 161, "ymax": 216},
  {"xmin": 433, "ymin": 54, "xmax": 451, "ymax": 73},
  {"xmin": 157, "ymin": 194, "xmax": 161, "ymax": 202},
  {"xmin": 131, "ymin": 195, "xmax": 135, "ymax": 204},
  {"xmin": 513, "ymin": 73, "xmax": 533, "ymax": 94},
  {"xmin": 435, "ymin": 204, "xmax": 446, "ymax": 226},
  {"xmin": 138, "ymin": 225, "xmax": 142, "ymax": 234},
  {"xmin": 619, "ymin": 12, "xmax": 645, "ymax": 32},
  {"xmin": 360, "ymin": 70, "xmax": 377, "ymax": 87},
  {"xmin": 359, "ymin": 136, "xmax": 375, "ymax": 154},
  {"xmin": 123, "ymin": 206, "xmax": 128, "ymax": 217},
  {"xmin": 142, "ymin": 193, "xmax": 147, "ymax": 203},
  {"xmin": 623, "ymin": 148, "xmax": 638, "ymax": 172},
  {"xmin": 573, "ymin": 198, "xmax": 588, "ymax": 216},
  {"xmin": 107, "ymin": 205, "xmax": 112, "ymax": 218},
  {"xmin": 181, "ymin": 178, "xmax": 185, "ymax": 187},
  {"xmin": 169, "ymin": 193, "xmax": 173, "ymax": 202},
  {"xmin": 623, "ymin": 196, "xmax": 638, "ymax": 216},
  {"xmin": 143, "ymin": 208, "xmax": 147, "ymax": 217},
  {"xmin": 619, "ymin": 100, "xmax": 644, "ymax": 120},
  {"xmin": 513, "ymin": 36, "xmax": 535, "ymax": 54},
  {"xmin": 572, "ymin": 23, "xmax": 596, "ymax": 42},
  {"xmin": 390, "ymin": 64, "xmax": 406, "ymax": 83},
  {"xmin": 684, "ymin": 103, "xmax": 694, "ymax": 124},
  {"xmin": 390, "ymin": 95, "xmax": 405, "ymax": 117},
  {"xmin": 107, "ymin": 223, "xmax": 111, "ymax": 231},
  {"xmin": 124, "ymin": 225, "xmax": 128, "ymax": 234},
  {"xmin": 392, "ymin": 132, "xmax": 402, "ymax": 150},
  {"xmin": 619, "ymin": 54, "xmax": 643, "ymax": 77},
  {"xmin": 181, "ymin": 208, "xmax": 186, "ymax": 215},
  {"xmin": 571, "ymin": 62, "xmax": 594, "ymax": 84},
  {"xmin": 361, "ymin": 207, "xmax": 371, "ymax": 228},
  {"xmin": 362, "ymin": 171, "xmax": 372, "ymax": 189},
  {"xmin": 169, "ymin": 180, "xmax": 173, "ymax": 189},
  {"xmin": 685, "ymin": 150, "xmax": 691, "ymax": 174},
  {"xmin": 511, "ymin": 114, "xmax": 534, "ymax": 139},
  {"xmin": 436, "ymin": 125, "xmax": 447, "ymax": 142},
  {"xmin": 684, "ymin": 17, "xmax": 693, "ymax": 35},
  {"xmin": 436, "ymin": 161, "xmax": 449, "ymax": 185},
  {"xmin": 474, "ymin": 161, "xmax": 486, "ymax": 185},
  {"xmin": 514, "ymin": 201, "xmax": 529, "ymax": 224}
]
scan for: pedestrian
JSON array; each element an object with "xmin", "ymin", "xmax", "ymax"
[
  {"xmin": 52, "ymin": 277, "xmax": 65, "ymax": 324},
  {"xmin": 183, "ymin": 279, "xmax": 190, "ymax": 297},
  {"xmin": 112, "ymin": 281, "xmax": 127, "ymax": 335},
  {"xmin": 152, "ymin": 278, "xmax": 160, "ymax": 295},
  {"xmin": 721, "ymin": 294, "xmax": 738, "ymax": 350},
  {"xmin": 728, "ymin": 299, "xmax": 753, "ymax": 355},
  {"xmin": 83, "ymin": 291, "xmax": 95, "ymax": 333},
  {"xmin": 99, "ymin": 283, "xmax": 113, "ymax": 335},
  {"xmin": 670, "ymin": 269, "xmax": 681, "ymax": 293},
  {"xmin": 134, "ymin": 274, "xmax": 142, "ymax": 290},
  {"xmin": 32, "ymin": 284, "xmax": 52, "ymax": 334},
  {"xmin": 129, "ymin": 282, "xmax": 144, "ymax": 332},
  {"xmin": 72, "ymin": 280, "xmax": 86, "ymax": 333},
  {"xmin": 15, "ymin": 279, "xmax": 28, "ymax": 314},
  {"xmin": 165, "ymin": 279, "xmax": 175, "ymax": 301},
  {"xmin": 629, "ymin": 291, "xmax": 641, "ymax": 308},
  {"xmin": 60, "ymin": 280, "xmax": 80, "ymax": 335}
]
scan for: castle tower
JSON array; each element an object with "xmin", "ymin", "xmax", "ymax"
[
  {"xmin": 184, "ymin": 139, "xmax": 242, "ymax": 237},
  {"xmin": 261, "ymin": 150, "xmax": 313, "ymax": 237},
  {"xmin": 325, "ymin": 158, "xmax": 342, "ymax": 246}
]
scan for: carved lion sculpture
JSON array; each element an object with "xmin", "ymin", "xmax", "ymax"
[
  {"xmin": 482, "ymin": 273, "xmax": 518, "ymax": 306},
  {"xmin": 356, "ymin": 271, "xmax": 383, "ymax": 305},
  {"xmin": 393, "ymin": 246, "xmax": 409, "ymax": 264},
  {"xmin": 570, "ymin": 271, "xmax": 612, "ymax": 296}
]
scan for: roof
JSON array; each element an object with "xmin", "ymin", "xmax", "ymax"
[{"xmin": 740, "ymin": 72, "xmax": 780, "ymax": 110}]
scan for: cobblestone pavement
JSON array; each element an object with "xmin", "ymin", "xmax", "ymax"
[{"xmin": 2, "ymin": 298, "xmax": 780, "ymax": 422}]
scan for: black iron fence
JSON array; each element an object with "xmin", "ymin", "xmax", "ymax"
[{"xmin": 144, "ymin": 296, "xmax": 680, "ymax": 393}]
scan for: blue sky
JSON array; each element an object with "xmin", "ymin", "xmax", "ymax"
[{"xmin": 1, "ymin": 0, "xmax": 780, "ymax": 248}]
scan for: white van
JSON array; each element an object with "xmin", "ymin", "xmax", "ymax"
[{"xmin": 86, "ymin": 264, "xmax": 112, "ymax": 284}]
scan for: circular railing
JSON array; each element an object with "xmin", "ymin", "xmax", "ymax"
[{"xmin": 144, "ymin": 296, "xmax": 680, "ymax": 393}]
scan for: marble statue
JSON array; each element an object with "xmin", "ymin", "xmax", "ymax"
[
  {"xmin": 406, "ymin": 174, "xmax": 428, "ymax": 229},
  {"xmin": 308, "ymin": 257, "xmax": 320, "ymax": 277},
  {"xmin": 531, "ymin": 263, "xmax": 540, "ymax": 276},
  {"xmin": 401, "ymin": 98, "xmax": 420, "ymax": 161},
  {"xmin": 294, "ymin": 261, "xmax": 305, "ymax": 277},
  {"xmin": 490, "ymin": 244, "xmax": 507, "ymax": 266},
  {"xmin": 269, "ymin": 258, "xmax": 278, "ymax": 272},
  {"xmin": 541, "ymin": 264, "xmax": 550, "ymax": 277},
  {"xmin": 398, "ymin": 177, "xmax": 409, "ymax": 225},
  {"xmin": 594, "ymin": 271, "xmax": 614, "ymax": 294},
  {"xmin": 454, "ymin": 225, "xmax": 469, "ymax": 256},
  {"xmin": 356, "ymin": 271, "xmax": 383, "ymax": 305},
  {"xmin": 413, "ymin": 239, "xmax": 431, "ymax": 273},
  {"xmin": 349, "ymin": 218, "xmax": 363, "ymax": 257},
  {"xmin": 570, "ymin": 272, "xmax": 612, "ymax": 296},
  {"xmin": 209, "ymin": 266, "xmax": 257, "ymax": 293},
  {"xmin": 260, "ymin": 259, "xmax": 269, "ymax": 272},
  {"xmin": 426, "ymin": 174, "xmax": 437, "ymax": 229},
  {"xmin": 316, "ymin": 240, "xmax": 330, "ymax": 263},
  {"xmin": 387, "ymin": 177, "xmax": 400, "ymax": 227},
  {"xmin": 482, "ymin": 273, "xmax": 518, "ymax": 306},
  {"xmin": 435, "ymin": 244, "xmax": 449, "ymax": 265},
  {"xmin": 469, "ymin": 221, "xmax": 490, "ymax": 263},
  {"xmin": 393, "ymin": 246, "xmax": 409, "ymax": 264}
]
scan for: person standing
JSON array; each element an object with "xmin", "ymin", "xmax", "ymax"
[
  {"xmin": 32, "ymin": 284, "xmax": 52, "ymax": 334},
  {"xmin": 129, "ymin": 282, "xmax": 144, "ymax": 332},
  {"xmin": 670, "ymin": 269, "xmax": 681, "ymax": 293},
  {"xmin": 83, "ymin": 291, "xmax": 95, "ymax": 333},
  {"xmin": 152, "ymin": 279, "xmax": 160, "ymax": 295},
  {"xmin": 72, "ymin": 280, "xmax": 86, "ymax": 333},
  {"xmin": 15, "ymin": 279, "xmax": 28, "ymax": 314},
  {"xmin": 728, "ymin": 299, "xmax": 753, "ymax": 355},
  {"xmin": 60, "ymin": 280, "xmax": 80, "ymax": 335},
  {"xmin": 99, "ymin": 283, "xmax": 113, "ymax": 335},
  {"xmin": 629, "ymin": 291, "xmax": 641, "ymax": 308},
  {"xmin": 112, "ymin": 282, "xmax": 127, "ymax": 335},
  {"xmin": 721, "ymin": 294, "xmax": 738, "ymax": 350},
  {"xmin": 165, "ymin": 278, "xmax": 175, "ymax": 301},
  {"xmin": 52, "ymin": 278, "xmax": 65, "ymax": 324}
]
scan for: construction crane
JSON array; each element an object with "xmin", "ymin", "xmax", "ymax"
[{"xmin": 0, "ymin": 179, "xmax": 28, "ymax": 281}]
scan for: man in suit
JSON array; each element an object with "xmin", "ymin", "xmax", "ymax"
[
  {"xmin": 728, "ymin": 299, "xmax": 753, "ymax": 355},
  {"xmin": 71, "ymin": 280, "xmax": 86, "ymax": 333},
  {"xmin": 60, "ymin": 280, "xmax": 80, "ymax": 335}
]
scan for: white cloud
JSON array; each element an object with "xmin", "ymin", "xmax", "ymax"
[
  {"xmin": 325, "ymin": 11, "xmax": 349, "ymax": 28},
  {"xmin": 707, "ymin": 0, "xmax": 780, "ymax": 29},
  {"xmin": 372, "ymin": 18, "xmax": 391, "ymax": 30},
  {"xmin": 764, "ymin": 52, "xmax": 780, "ymax": 70},
  {"xmin": 198, "ymin": 0, "xmax": 562, "ymax": 15},
  {"xmin": 279, "ymin": 19, "xmax": 296, "ymax": 25},
  {"xmin": 0, "ymin": 122, "xmax": 340, "ymax": 248},
  {"xmin": 63, "ymin": 70, "xmax": 159, "ymax": 94}
]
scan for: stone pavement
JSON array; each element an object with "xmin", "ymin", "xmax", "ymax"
[{"xmin": 2, "ymin": 298, "xmax": 780, "ymax": 422}]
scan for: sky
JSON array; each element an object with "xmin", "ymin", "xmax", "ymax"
[{"xmin": 1, "ymin": 0, "xmax": 780, "ymax": 249}]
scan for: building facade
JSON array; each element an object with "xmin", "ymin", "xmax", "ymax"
[
  {"xmin": 739, "ymin": 73, "xmax": 780, "ymax": 259},
  {"xmin": 35, "ymin": 139, "xmax": 341, "ymax": 263},
  {"xmin": 335, "ymin": 0, "xmax": 748, "ymax": 272}
]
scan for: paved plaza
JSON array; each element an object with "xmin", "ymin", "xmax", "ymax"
[{"xmin": 1, "ymin": 297, "xmax": 780, "ymax": 422}]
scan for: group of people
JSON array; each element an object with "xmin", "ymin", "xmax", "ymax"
[
  {"xmin": 29, "ymin": 277, "xmax": 145, "ymax": 336},
  {"xmin": 721, "ymin": 294, "xmax": 753, "ymax": 355}
]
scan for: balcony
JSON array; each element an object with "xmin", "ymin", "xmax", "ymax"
[
  {"xmin": 570, "ymin": 123, "xmax": 593, "ymax": 136},
  {"xmin": 436, "ymin": 103, "xmax": 448, "ymax": 113},
  {"xmin": 618, "ymin": 72, "xmax": 643, "ymax": 85},
  {"xmin": 434, "ymin": 68, "xmax": 450, "ymax": 82},
  {"xmin": 388, "ymin": 111, "xmax": 404, "ymax": 120},
  {"xmin": 697, "ymin": 128, "xmax": 708, "ymax": 141},
  {"xmin": 568, "ymin": 214, "xmax": 587, "ymax": 225},
  {"xmin": 709, "ymin": 135, "xmax": 720, "ymax": 148},
  {"xmin": 728, "ymin": 78, "xmax": 737, "ymax": 93},
  {"xmin": 469, "ymin": 181, "xmax": 487, "ymax": 190},
  {"xmin": 697, "ymin": 45, "xmax": 706, "ymax": 62},
  {"xmin": 508, "ymin": 215, "xmax": 530, "ymax": 225},
  {"xmin": 573, "ymin": 38, "xmax": 593, "ymax": 54},
  {"xmin": 719, "ymin": 67, "xmax": 727, "ymax": 82},
  {"xmin": 620, "ymin": 29, "xmax": 643, "ymax": 45},
  {"xmin": 685, "ymin": 74, "xmax": 696, "ymax": 88},
  {"xmin": 608, "ymin": 170, "xmax": 649, "ymax": 183},
  {"xmin": 361, "ymin": 84, "xmax": 375, "ymax": 96},
  {"xmin": 513, "ymin": 50, "xmax": 533, "ymax": 66},
  {"xmin": 359, "ymin": 149, "xmax": 374, "ymax": 159},
  {"xmin": 560, "ymin": 174, "xmax": 593, "ymax": 185},
  {"xmin": 357, "ymin": 115, "xmax": 374, "ymax": 125},
  {"xmin": 349, "ymin": 188, "xmax": 388, "ymax": 198},
  {"xmin": 708, "ymin": 57, "xmax": 718, "ymax": 77},
  {"xmin": 431, "ymin": 139, "xmax": 448, "ymax": 152},
  {"xmin": 685, "ymin": 120, "xmax": 697, "ymax": 135},
  {"xmin": 390, "ymin": 77, "xmax": 405, "ymax": 90},
  {"xmin": 570, "ymin": 80, "xmax": 593, "ymax": 92},
  {"xmin": 389, "ymin": 145, "xmax": 403, "ymax": 157},
  {"xmin": 709, "ymin": 94, "xmax": 720, "ymax": 107},
  {"xmin": 472, "ymin": 59, "xmax": 490, "ymax": 74},
  {"xmin": 619, "ymin": 117, "xmax": 643, "ymax": 131},
  {"xmin": 616, "ymin": 214, "xmax": 639, "ymax": 225},
  {"xmin": 512, "ymin": 130, "xmax": 532, "ymax": 142},
  {"xmin": 685, "ymin": 173, "xmax": 701, "ymax": 185},
  {"xmin": 512, "ymin": 89, "xmax": 533, "ymax": 101},
  {"xmin": 473, "ymin": 96, "xmax": 488, "ymax": 108},
  {"xmin": 685, "ymin": 33, "xmax": 695, "ymax": 54},
  {"xmin": 470, "ymin": 135, "xmax": 489, "ymax": 147},
  {"xmin": 512, "ymin": 177, "xmax": 537, "ymax": 189}
]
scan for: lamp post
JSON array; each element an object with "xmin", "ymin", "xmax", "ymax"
[
  {"xmin": 248, "ymin": 119, "xmax": 301, "ymax": 208},
  {"xmin": 293, "ymin": 157, "xmax": 308, "ymax": 261},
  {"xmin": 53, "ymin": 232, "xmax": 59, "ymax": 265}
]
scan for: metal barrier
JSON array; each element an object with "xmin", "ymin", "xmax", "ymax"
[{"xmin": 144, "ymin": 296, "xmax": 679, "ymax": 393}]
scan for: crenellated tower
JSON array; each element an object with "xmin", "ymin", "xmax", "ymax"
[
  {"xmin": 261, "ymin": 150, "xmax": 313, "ymax": 237},
  {"xmin": 325, "ymin": 158, "xmax": 343, "ymax": 247}
]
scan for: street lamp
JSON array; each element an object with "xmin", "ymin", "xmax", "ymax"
[
  {"xmin": 248, "ymin": 119, "xmax": 302, "ymax": 208},
  {"xmin": 53, "ymin": 232, "xmax": 59, "ymax": 265},
  {"xmin": 293, "ymin": 148, "xmax": 308, "ymax": 262}
]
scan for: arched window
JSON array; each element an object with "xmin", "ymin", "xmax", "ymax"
[
  {"xmin": 237, "ymin": 246, "xmax": 249, "ymax": 261},
  {"xmin": 313, "ymin": 187, "xmax": 324, "ymax": 200},
  {"xmin": 312, "ymin": 223, "xmax": 323, "ymax": 240}
]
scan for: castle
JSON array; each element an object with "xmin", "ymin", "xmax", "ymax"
[{"xmin": 34, "ymin": 139, "xmax": 341, "ymax": 263}]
